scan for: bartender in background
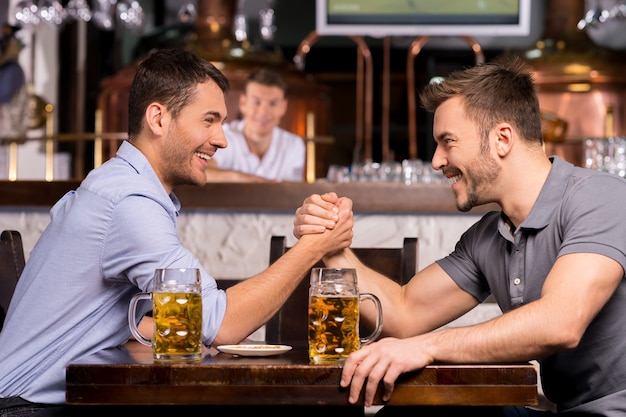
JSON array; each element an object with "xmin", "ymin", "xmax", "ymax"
[{"xmin": 206, "ymin": 67, "xmax": 305, "ymax": 182}]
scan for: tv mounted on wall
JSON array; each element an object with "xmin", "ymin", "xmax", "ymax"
[{"xmin": 315, "ymin": 0, "xmax": 534, "ymax": 38}]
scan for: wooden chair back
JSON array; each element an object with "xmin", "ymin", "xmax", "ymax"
[
  {"xmin": 265, "ymin": 235, "xmax": 418, "ymax": 344},
  {"xmin": 0, "ymin": 230, "xmax": 26, "ymax": 331}
]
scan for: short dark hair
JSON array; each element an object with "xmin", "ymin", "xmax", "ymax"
[
  {"xmin": 127, "ymin": 48, "xmax": 230, "ymax": 137},
  {"xmin": 420, "ymin": 55, "xmax": 543, "ymax": 145},
  {"xmin": 244, "ymin": 67, "xmax": 288, "ymax": 94}
]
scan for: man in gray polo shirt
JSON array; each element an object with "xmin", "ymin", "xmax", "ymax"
[{"xmin": 293, "ymin": 56, "xmax": 626, "ymax": 416}]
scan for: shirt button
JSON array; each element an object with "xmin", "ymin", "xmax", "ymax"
[{"xmin": 513, "ymin": 278, "xmax": 521, "ymax": 285}]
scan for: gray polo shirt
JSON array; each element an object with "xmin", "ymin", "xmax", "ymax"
[{"xmin": 437, "ymin": 156, "xmax": 626, "ymax": 414}]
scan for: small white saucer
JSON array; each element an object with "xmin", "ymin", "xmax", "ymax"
[{"xmin": 217, "ymin": 344, "xmax": 292, "ymax": 357}]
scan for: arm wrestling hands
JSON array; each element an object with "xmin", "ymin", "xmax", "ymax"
[{"xmin": 294, "ymin": 193, "xmax": 434, "ymax": 406}]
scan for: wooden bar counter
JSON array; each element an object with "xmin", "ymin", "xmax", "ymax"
[
  {"xmin": 66, "ymin": 341, "xmax": 538, "ymax": 407},
  {"xmin": 0, "ymin": 180, "xmax": 497, "ymax": 213}
]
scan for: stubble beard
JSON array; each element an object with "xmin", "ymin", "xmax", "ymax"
[
  {"xmin": 456, "ymin": 153, "xmax": 501, "ymax": 212},
  {"xmin": 162, "ymin": 126, "xmax": 205, "ymax": 188}
]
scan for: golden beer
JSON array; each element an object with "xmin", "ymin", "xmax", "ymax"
[
  {"xmin": 153, "ymin": 291, "xmax": 202, "ymax": 361},
  {"xmin": 308, "ymin": 295, "xmax": 360, "ymax": 363}
]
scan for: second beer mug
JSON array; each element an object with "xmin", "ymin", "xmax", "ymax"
[
  {"xmin": 128, "ymin": 268, "xmax": 203, "ymax": 362},
  {"xmin": 308, "ymin": 267, "xmax": 383, "ymax": 364}
]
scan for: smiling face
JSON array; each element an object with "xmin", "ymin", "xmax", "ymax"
[
  {"xmin": 431, "ymin": 96, "xmax": 501, "ymax": 212},
  {"xmin": 159, "ymin": 80, "xmax": 228, "ymax": 190},
  {"xmin": 239, "ymin": 81, "xmax": 287, "ymax": 140}
]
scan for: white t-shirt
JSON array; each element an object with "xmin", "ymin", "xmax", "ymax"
[{"xmin": 214, "ymin": 120, "xmax": 306, "ymax": 182}]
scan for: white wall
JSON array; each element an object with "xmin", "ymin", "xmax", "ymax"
[
  {"xmin": 0, "ymin": 207, "xmax": 502, "ymax": 339},
  {"xmin": 0, "ymin": 208, "xmax": 481, "ymax": 278}
]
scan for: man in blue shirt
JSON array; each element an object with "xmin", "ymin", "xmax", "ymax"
[{"xmin": 0, "ymin": 48, "xmax": 354, "ymax": 415}]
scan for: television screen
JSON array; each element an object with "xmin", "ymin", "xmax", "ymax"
[{"xmin": 316, "ymin": 0, "xmax": 533, "ymax": 37}]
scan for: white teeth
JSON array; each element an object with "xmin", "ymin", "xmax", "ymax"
[
  {"xmin": 195, "ymin": 152, "xmax": 211, "ymax": 161},
  {"xmin": 448, "ymin": 174, "xmax": 461, "ymax": 184}
]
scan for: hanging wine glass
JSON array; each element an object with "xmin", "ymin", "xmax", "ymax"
[
  {"xmin": 259, "ymin": 7, "xmax": 275, "ymax": 41},
  {"xmin": 233, "ymin": 0, "xmax": 248, "ymax": 42},
  {"xmin": 37, "ymin": 0, "xmax": 67, "ymax": 26},
  {"xmin": 14, "ymin": 0, "xmax": 40, "ymax": 26},
  {"xmin": 92, "ymin": 0, "xmax": 115, "ymax": 30},
  {"xmin": 177, "ymin": 1, "xmax": 197, "ymax": 24},
  {"xmin": 117, "ymin": 0, "xmax": 144, "ymax": 30},
  {"xmin": 65, "ymin": 0, "xmax": 92, "ymax": 23}
]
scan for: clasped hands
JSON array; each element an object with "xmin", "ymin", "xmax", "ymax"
[{"xmin": 294, "ymin": 192, "xmax": 431, "ymax": 406}]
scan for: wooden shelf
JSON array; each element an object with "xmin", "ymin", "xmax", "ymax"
[{"xmin": 0, "ymin": 180, "xmax": 497, "ymax": 214}]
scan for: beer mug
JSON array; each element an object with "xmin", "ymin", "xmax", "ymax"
[
  {"xmin": 308, "ymin": 267, "xmax": 383, "ymax": 364},
  {"xmin": 128, "ymin": 268, "xmax": 203, "ymax": 362}
]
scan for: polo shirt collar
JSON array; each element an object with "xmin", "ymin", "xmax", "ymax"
[{"xmin": 519, "ymin": 155, "xmax": 574, "ymax": 230}]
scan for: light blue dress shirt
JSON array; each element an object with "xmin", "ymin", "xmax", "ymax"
[{"xmin": 0, "ymin": 141, "xmax": 226, "ymax": 404}]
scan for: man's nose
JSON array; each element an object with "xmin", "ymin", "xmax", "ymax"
[
  {"xmin": 431, "ymin": 145, "xmax": 446, "ymax": 171},
  {"xmin": 213, "ymin": 126, "xmax": 228, "ymax": 149}
]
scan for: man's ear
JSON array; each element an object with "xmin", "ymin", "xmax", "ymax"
[
  {"xmin": 493, "ymin": 122, "xmax": 513, "ymax": 157},
  {"xmin": 238, "ymin": 93, "xmax": 247, "ymax": 113},
  {"xmin": 145, "ymin": 103, "xmax": 166, "ymax": 135}
]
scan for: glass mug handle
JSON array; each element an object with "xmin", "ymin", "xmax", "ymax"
[
  {"xmin": 359, "ymin": 292, "xmax": 383, "ymax": 344},
  {"xmin": 128, "ymin": 292, "xmax": 152, "ymax": 346}
]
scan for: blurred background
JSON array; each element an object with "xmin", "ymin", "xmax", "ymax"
[{"xmin": 1, "ymin": 0, "xmax": 626, "ymax": 180}]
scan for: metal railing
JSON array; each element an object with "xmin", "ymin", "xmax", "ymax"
[{"xmin": 0, "ymin": 109, "xmax": 127, "ymax": 181}]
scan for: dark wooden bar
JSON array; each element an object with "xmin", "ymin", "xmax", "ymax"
[
  {"xmin": 66, "ymin": 341, "xmax": 538, "ymax": 407},
  {"xmin": 0, "ymin": 181, "xmax": 497, "ymax": 214}
]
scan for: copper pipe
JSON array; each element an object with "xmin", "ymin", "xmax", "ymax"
[
  {"xmin": 94, "ymin": 109, "xmax": 103, "ymax": 169},
  {"xmin": 293, "ymin": 30, "xmax": 320, "ymax": 71},
  {"xmin": 381, "ymin": 37, "xmax": 391, "ymax": 162},
  {"xmin": 8, "ymin": 141, "xmax": 17, "ymax": 181},
  {"xmin": 349, "ymin": 36, "xmax": 373, "ymax": 162},
  {"xmin": 305, "ymin": 112, "xmax": 316, "ymax": 184},
  {"xmin": 354, "ymin": 42, "xmax": 364, "ymax": 157},
  {"xmin": 0, "ymin": 131, "xmax": 129, "ymax": 181},
  {"xmin": 407, "ymin": 36, "xmax": 431, "ymax": 160},
  {"xmin": 0, "ymin": 132, "xmax": 128, "ymax": 142},
  {"xmin": 460, "ymin": 35, "xmax": 486, "ymax": 65},
  {"xmin": 407, "ymin": 35, "xmax": 484, "ymax": 160},
  {"xmin": 45, "ymin": 104, "xmax": 55, "ymax": 182},
  {"xmin": 294, "ymin": 32, "xmax": 373, "ymax": 163}
]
